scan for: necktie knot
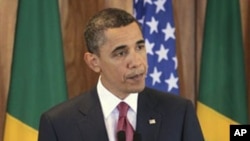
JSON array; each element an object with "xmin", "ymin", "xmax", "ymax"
[{"xmin": 117, "ymin": 102, "xmax": 129, "ymax": 117}]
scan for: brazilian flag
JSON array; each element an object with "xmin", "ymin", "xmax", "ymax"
[
  {"xmin": 197, "ymin": 0, "xmax": 249, "ymax": 140},
  {"xmin": 3, "ymin": 0, "xmax": 67, "ymax": 140}
]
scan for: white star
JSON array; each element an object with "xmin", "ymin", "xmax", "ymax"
[
  {"xmin": 144, "ymin": 0, "xmax": 152, "ymax": 6},
  {"xmin": 133, "ymin": 8, "xmax": 137, "ymax": 17},
  {"xmin": 149, "ymin": 67, "xmax": 162, "ymax": 86},
  {"xmin": 155, "ymin": 44, "xmax": 169, "ymax": 62},
  {"xmin": 162, "ymin": 22, "xmax": 175, "ymax": 41},
  {"xmin": 133, "ymin": 10, "xmax": 144, "ymax": 24},
  {"xmin": 154, "ymin": 0, "xmax": 167, "ymax": 13},
  {"xmin": 172, "ymin": 56, "xmax": 178, "ymax": 69},
  {"xmin": 146, "ymin": 17, "xmax": 159, "ymax": 34},
  {"xmin": 165, "ymin": 73, "xmax": 178, "ymax": 92},
  {"xmin": 145, "ymin": 39, "xmax": 155, "ymax": 55},
  {"xmin": 138, "ymin": 16, "xmax": 145, "ymax": 25}
]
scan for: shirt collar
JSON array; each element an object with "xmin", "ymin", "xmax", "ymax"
[{"xmin": 97, "ymin": 77, "xmax": 138, "ymax": 119}]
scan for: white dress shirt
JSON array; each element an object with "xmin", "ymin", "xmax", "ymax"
[{"xmin": 97, "ymin": 78, "xmax": 138, "ymax": 141}]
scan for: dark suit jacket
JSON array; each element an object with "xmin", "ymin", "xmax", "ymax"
[{"xmin": 38, "ymin": 87, "xmax": 204, "ymax": 141}]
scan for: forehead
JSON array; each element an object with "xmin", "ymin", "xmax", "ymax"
[{"xmin": 101, "ymin": 22, "xmax": 143, "ymax": 51}]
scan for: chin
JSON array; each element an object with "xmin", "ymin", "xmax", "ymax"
[{"xmin": 129, "ymin": 84, "xmax": 145, "ymax": 93}]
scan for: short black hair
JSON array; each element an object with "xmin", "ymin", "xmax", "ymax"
[{"xmin": 84, "ymin": 8, "xmax": 141, "ymax": 55}]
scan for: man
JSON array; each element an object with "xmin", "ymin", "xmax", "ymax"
[{"xmin": 38, "ymin": 8, "xmax": 204, "ymax": 141}]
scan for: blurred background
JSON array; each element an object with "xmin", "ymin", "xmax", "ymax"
[{"xmin": 0, "ymin": 0, "xmax": 249, "ymax": 140}]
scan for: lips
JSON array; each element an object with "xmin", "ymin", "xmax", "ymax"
[
  {"xmin": 126, "ymin": 69, "xmax": 146, "ymax": 81},
  {"xmin": 129, "ymin": 73, "xmax": 143, "ymax": 79}
]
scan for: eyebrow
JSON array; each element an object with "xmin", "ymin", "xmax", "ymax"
[
  {"xmin": 111, "ymin": 45, "xmax": 127, "ymax": 54},
  {"xmin": 136, "ymin": 39, "xmax": 145, "ymax": 44},
  {"xmin": 111, "ymin": 39, "xmax": 145, "ymax": 54}
]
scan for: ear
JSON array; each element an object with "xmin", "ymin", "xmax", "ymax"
[{"xmin": 84, "ymin": 52, "xmax": 101, "ymax": 73}]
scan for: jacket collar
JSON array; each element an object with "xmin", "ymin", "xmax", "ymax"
[
  {"xmin": 136, "ymin": 87, "xmax": 162, "ymax": 141},
  {"xmin": 76, "ymin": 87, "xmax": 161, "ymax": 141},
  {"xmin": 77, "ymin": 88, "xmax": 109, "ymax": 141}
]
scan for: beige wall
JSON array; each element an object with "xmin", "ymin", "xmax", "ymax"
[
  {"xmin": 0, "ymin": 0, "xmax": 249, "ymax": 140},
  {"xmin": 0, "ymin": 0, "xmax": 17, "ymax": 140}
]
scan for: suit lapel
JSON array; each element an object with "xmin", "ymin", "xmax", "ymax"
[
  {"xmin": 76, "ymin": 88, "xmax": 109, "ymax": 141},
  {"xmin": 136, "ymin": 88, "xmax": 162, "ymax": 141}
]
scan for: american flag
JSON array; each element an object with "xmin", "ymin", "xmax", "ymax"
[{"xmin": 133, "ymin": 0, "xmax": 179, "ymax": 94}]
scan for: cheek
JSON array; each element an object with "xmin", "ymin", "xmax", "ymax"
[
  {"xmin": 114, "ymin": 65, "xmax": 127, "ymax": 76},
  {"xmin": 141, "ymin": 54, "xmax": 148, "ymax": 67},
  {"xmin": 113, "ymin": 65, "xmax": 129, "ymax": 81},
  {"xmin": 102, "ymin": 63, "xmax": 125, "ymax": 77}
]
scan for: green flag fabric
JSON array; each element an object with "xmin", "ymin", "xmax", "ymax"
[
  {"xmin": 197, "ymin": 0, "xmax": 248, "ymax": 140},
  {"xmin": 3, "ymin": 0, "xmax": 67, "ymax": 140}
]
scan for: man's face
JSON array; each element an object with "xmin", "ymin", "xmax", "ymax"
[{"xmin": 97, "ymin": 22, "xmax": 148, "ymax": 99}]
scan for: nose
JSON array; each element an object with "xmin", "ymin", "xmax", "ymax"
[{"xmin": 127, "ymin": 50, "xmax": 142, "ymax": 69}]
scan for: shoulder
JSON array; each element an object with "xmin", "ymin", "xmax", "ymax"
[
  {"xmin": 141, "ymin": 87, "xmax": 190, "ymax": 103},
  {"xmin": 139, "ymin": 87, "xmax": 194, "ymax": 112},
  {"xmin": 41, "ymin": 87, "xmax": 97, "ymax": 118}
]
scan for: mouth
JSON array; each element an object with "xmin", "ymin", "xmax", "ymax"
[
  {"xmin": 126, "ymin": 71, "xmax": 146, "ymax": 82},
  {"xmin": 129, "ymin": 73, "xmax": 143, "ymax": 80}
]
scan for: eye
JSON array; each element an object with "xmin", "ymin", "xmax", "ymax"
[
  {"xmin": 136, "ymin": 44, "xmax": 145, "ymax": 51},
  {"xmin": 114, "ymin": 49, "xmax": 128, "ymax": 57},
  {"xmin": 117, "ymin": 51, "xmax": 126, "ymax": 56}
]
